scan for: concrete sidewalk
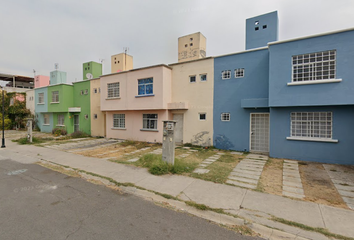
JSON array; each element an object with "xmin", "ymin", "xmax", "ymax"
[{"xmin": 2, "ymin": 140, "xmax": 354, "ymax": 239}]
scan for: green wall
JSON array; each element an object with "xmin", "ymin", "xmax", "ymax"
[
  {"xmin": 52, "ymin": 112, "xmax": 73, "ymax": 134},
  {"xmin": 47, "ymin": 84, "xmax": 74, "ymax": 112},
  {"xmin": 83, "ymin": 61, "xmax": 102, "ymax": 80},
  {"xmin": 73, "ymin": 80, "xmax": 91, "ymax": 135}
]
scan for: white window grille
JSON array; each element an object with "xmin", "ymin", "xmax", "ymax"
[
  {"xmin": 292, "ymin": 50, "xmax": 336, "ymax": 82},
  {"xmin": 107, "ymin": 82, "xmax": 120, "ymax": 98},
  {"xmin": 113, "ymin": 114, "xmax": 125, "ymax": 128},
  {"xmin": 142, "ymin": 114, "xmax": 157, "ymax": 130},
  {"xmin": 290, "ymin": 112, "xmax": 332, "ymax": 139},
  {"xmin": 222, "ymin": 70, "xmax": 231, "ymax": 79},
  {"xmin": 57, "ymin": 114, "xmax": 64, "ymax": 126},
  {"xmin": 38, "ymin": 93, "xmax": 44, "ymax": 104},
  {"xmin": 200, "ymin": 74, "xmax": 207, "ymax": 81},
  {"xmin": 234, "ymin": 68, "xmax": 245, "ymax": 78},
  {"xmin": 43, "ymin": 114, "xmax": 49, "ymax": 125},
  {"xmin": 221, "ymin": 113, "xmax": 230, "ymax": 121},
  {"xmin": 52, "ymin": 91, "xmax": 59, "ymax": 103},
  {"xmin": 189, "ymin": 75, "xmax": 196, "ymax": 83}
]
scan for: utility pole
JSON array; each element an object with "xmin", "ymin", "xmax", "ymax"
[{"xmin": 1, "ymin": 86, "xmax": 6, "ymax": 148}]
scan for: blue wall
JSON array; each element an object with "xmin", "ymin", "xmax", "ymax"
[
  {"xmin": 39, "ymin": 113, "xmax": 53, "ymax": 133},
  {"xmin": 246, "ymin": 11, "xmax": 278, "ymax": 50},
  {"xmin": 270, "ymin": 106, "xmax": 354, "ymax": 165},
  {"xmin": 214, "ymin": 48, "xmax": 270, "ymax": 151},
  {"xmin": 269, "ymin": 29, "xmax": 354, "ymax": 107}
]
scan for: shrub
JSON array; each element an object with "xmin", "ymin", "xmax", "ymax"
[
  {"xmin": 149, "ymin": 161, "xmax": 170, "ymax": 175},
  {"xmin": 70, "ymin": 131, "xmax": 89, "ymax": 138},
  {"xmin": 52, "ymin": 128, "xmax": 67, "ymax": 136}
]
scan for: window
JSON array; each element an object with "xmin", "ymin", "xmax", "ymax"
[
  {"xmin": 189, "ymin": 75, "xmax": 196, "ymax": 83},
  {"xmin": 199, "ymin": 113, "xmax": 206, "ymax": 120},
  {"xmin": 80, "ymin": 90, "xmax": 84, "ymax": 95},
  {"xmin": 107, "ymin": 82, "xmax": 119, "ymax": 98},
  {"xmin": 222, "ymin": 70, "xmax": 231, "ymax": 79},
  {"xmin": 113, "ymin": 114, "xmax": 125, "ymax": 128},
  {"xmin": 235, "ymin": 68, "xmax": 245, "ymax": 78},
  {"xmin": 143, "ymin": 114, "xmax": 157, "ymax": 130},
  {"xmin": 138, "ymin": 78, "xmax": 153, "ymax": 95},
  {"xmin": 200, "ymin": 74, "xmax": 207, "ymax": 82},
  {"xmin": 84, "ymin": 89, "xmax": 88, "ymax": 95},
  {"xmin": 93, "ymin": 88, "xmax": 97, "ymax": 93},
  {"xmin": 43, "ymin": 114, "xmax": 49, "ymax": 125},
  {"xmin": 94, "ymin": 114, "xmax": 98, "ymax": 119},
  {"xmin": 190, "ymin": 43, "xmax": 193, "ymax": 46},
  {"xmin": 221, "ymin": 113, "xmax": 230, "ymax": 121},
  {"xmin": 292, "ymin": 50, "xmax": 336, "ymax": 82},
  {"xmin": 57, "ymin": 114, "xmax": 64, "ymax": 126},
  {"xmin": 38, "ymin": 93, "xmax": 44, "ymax": 104},
  {"xmin": 290, "ymin": 112, "xmax": 332, "ymax": 139},
  {"xmin": 185, "ymin": 44, "xmax": 188, "ymax": 47},
  {"xmin": 52, "ymin": 91, "xmax": 59, "ymax": 103},
  {"xmin": 85, "ymin": 114, "xmax": 88, "ymax": 119}
]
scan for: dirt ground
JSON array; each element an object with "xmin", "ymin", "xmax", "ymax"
[{"xmin": 260, "ymin": 158, "xmax": 283, "ymax": 196}]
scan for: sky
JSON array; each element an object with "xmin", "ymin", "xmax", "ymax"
[{"xmin": 1, "ymin": 0, "xmax": 354, "ymax": 83}]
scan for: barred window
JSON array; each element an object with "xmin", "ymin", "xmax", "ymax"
[
  {"xmin": 57, "ymin": 114, "xmax": 64, "ymax": 126},
  {"xmin": 290, "ymin": 112, "xmax": 332, "ymax": 139},
  {"xmin": 43, "ymin": 114, "xmax": 49, "ymax": 125},
  {"xmin": 234, "ymin": 68, "xmax": 245, "ymax": 78},
  {"xmin": 200, "ymin": 74, "xmax": 207, "ymax": 81},
  {"xmin": 189, "ymin": 75, "xmax": 196, "ymax": 83},
  {"xmin": 38, "ymin": 93, "xmax": 44, "ymax": 104},
  {"xmin": 138, "ymin": 78, "xmax": 153, "ymax": 95},
  {"xmin": 292, "ymin": 50, "xmax": 336, "ymax": 82},
  {"xmin": 113, "ymin": 114, "xmax": 125, "ymax": 128},
  {"xmin": 222, "ymin": 70, "xmax": 231, "ymax": 79},
  {"xmin": 107, "ymin": 82, "xmax": 120, "ymax": 98},
  {"xmin": 52, "ymin": 91, "xmax": 59, "ymax": 103},
  {"xmin": 143, "ymin": 114, "xmax": 157, "ymax": 130},
  {"xmin": 221, "ymin": 113, "xmax": 230, "ymax": 121}
]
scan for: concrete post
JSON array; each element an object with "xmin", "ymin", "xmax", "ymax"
[
  {"xmin": 162, "ymin": 120, "xmax": 177, "ymax": 165},
  {"xmin": 27, "ymin": 118, "xmax": 33, "ymax": 143}
]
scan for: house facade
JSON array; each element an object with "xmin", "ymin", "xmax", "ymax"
[
  {"xmin": 268, "ymin": 28, "xmax": 354, "ymax": 165},
  {"xmin": 100, "ymin": 65, "xmax": 172, "ymax": 143},
  {"xmin": 90, "ymin": 78, "xmax": 105, "ymax": 137}
]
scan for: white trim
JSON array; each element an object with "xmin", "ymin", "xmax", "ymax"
[
  {"xmin": 42, "ymin": 124, "xmax": 50, "ymax": 126},
  {"xmin": 287, "ymin": 79, "xmax": 342, "ymax": 86},
  {"xmin": 37, "ymin": 103, "xmax": 45, "ymax": 105},
  {"xmin": 56, "ymin": 124, "xmax": 65, "ymax": 127},
  {"xmin": 50, "ymin": 102, "xmax": 59, "ymax": 104},
  {"xmin": 112, "ymin": 127, "xmax": 126, "ymax": 130},
  {"xmin": 286, "ymin": 137, "xmax": 338, "ymax": 143},
  {"xmin": 106, "ymin": 97, "xmax": 121, "ymax": 100},
  {"xmin": 269, "ymin": 27, "xmax": 354, "ymax": 46}
]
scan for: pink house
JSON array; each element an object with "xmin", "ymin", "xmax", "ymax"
[
  {"xmin": 100, "ymin": 65, "xmax": 172, "ymax": 143},
  {"xmin": 34, "ymin": 75, "xmax": 50, "ymax": 88}
]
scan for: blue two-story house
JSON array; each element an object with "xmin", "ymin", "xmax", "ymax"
[{"xmin": 268, "ymin": 28, "xmax": 354, "ymax": 165}]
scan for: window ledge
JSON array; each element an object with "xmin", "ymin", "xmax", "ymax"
[
  {"xmin": 56, "ymin": 125, "xmax": 65, "ymax": 127},
  {"xmin": 37, "ymin": 103, "xmax": 45, "ymax": 105},
  {"xmin": 286, "ymin": 137, "xmax": 338, "ymax": 143},
  {"xmin": 106, "ymin": 97, "xmax": 120, "ymax": 100},
  {"xmin": 140, "ymin": 129, "xmax": 158, "ymax": 132},
  {"xmin": 135, "ymin": 94, "xmax": 155, "ymax": 98},
  {"xmin": 287, "ymin": 79, "xmax": 342, "ymax": 86},
  {"xmin": 43, "ymin": 124, "xmax": 50, "ymax": 126},
  {"xmin": 111, "ymin": 127, "xmax": 126, "ymax": 130},
  {"xmin": 51, "ymin": 102, "xmax": 60, "ymax": 104}
]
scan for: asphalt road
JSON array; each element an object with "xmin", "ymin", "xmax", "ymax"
[{"xmin": 0, "ymin": 159, "xmax": 261, "ymax": 240}]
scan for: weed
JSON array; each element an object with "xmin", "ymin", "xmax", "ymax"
[
  {"xmin": 340, "ymin": 183, "xmax": 350, "ymax": 186},
  {"xmin": 330, "ymin": 169, "xmax": 337, "ymax": 172},
  {"xmin": 298, "ymin": 162, "xmax": 308, "ymax": 166},
  {"xmin": 70, "ymin": 131, "xmax": 89, "ymax": 138},
  {"xmin": 149, "ymin": 161, "xmax": 170, "ymax": 175},
  {"xmin": 186, "ymin": 201, "xmax": 208, "ymax": 210},
  {"xmin": 152, "ymin": 192, "xmax": 179, "ymax": 200},
  {"xmin": 52, "ymin": 127, "xmax": 67, "ymax": 136},
  {"xmin": 272, "ymin": 217, "xmax": 354, "ymax": 240},
  {"xmin": 13, "ymin": 137, "xmax": 52, "ymax": 145}
]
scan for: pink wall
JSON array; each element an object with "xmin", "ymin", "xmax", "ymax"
[
  {"xmin": 34, "ymin": 75, "xmax": 50, "ymax": 88},
  {"xmin": 106, "ymin": 110, "xmax": 171, "ymax": 143},
  {"xmin": 100, "ymin": 65, "xmax": 172, "ymax": 111}
]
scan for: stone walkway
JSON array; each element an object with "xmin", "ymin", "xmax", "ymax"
[
  {"xmin": 192, "ymin": 153, "xmax": 224, "ymax": 174},
  {"xmin": 226, "ymin": 154, "xmax": 267, "ymax": 189},
  {"xmin": 323, "ymin": 164, "xmax": 354, "ymax": 210},
  {"xmin": 282, "ymin": 160, "xmax": 305, "ymax": 199}
]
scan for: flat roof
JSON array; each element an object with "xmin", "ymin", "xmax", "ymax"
[
  {"xmin": 101, "ymin": 64, "xmax": 171, "ymax": 78},
  {"xmin": 0, "ymin": 73, "xmax": 34, "ymax": 83}
]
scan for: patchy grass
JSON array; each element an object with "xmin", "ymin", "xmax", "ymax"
[
  {"xmin": 119, "ymin": 140, "xmax": 153, "ymax": 149},
  {"xmin": 272, "ymin": 217, "xmax": 354, "ymax": 240},
  {"xmin": 185, "ymin": 201, "xmax": 224, "ymax": 214},
  {"xmin": 12, "ymin": 137, "xmax": 54, "ymax": 145}
]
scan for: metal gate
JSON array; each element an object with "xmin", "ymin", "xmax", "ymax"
[
  {"xmin": 173, "ymin": 114, "xmax": 183, "ymax": 144},
  {"xmin": 250, "ymin": 113, "xmax": 269, "ymax": 152},
  {"xmin": 74, "ymin": 115, "xmax": 79, "ymax": 132}
]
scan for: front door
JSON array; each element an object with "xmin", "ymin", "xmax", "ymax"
[
  {"xmin": 173, "ymin": 114, "xmax": 183, "ymax": 144},
  {"xmin": 74, "ymin": 115, "xmax": 79, "ymax": 132},
  {"xmin": 250, "ymin": 113, "xmax": 269, "ymax": 153}
]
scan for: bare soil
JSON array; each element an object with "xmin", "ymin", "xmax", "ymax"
[
  {"xmin": 260, "ymin": 158, "xmax": 283, "ymax": 196},
  {"xmin": 299, "ymin": 162, "xmax": 348, "ymax": 209}
]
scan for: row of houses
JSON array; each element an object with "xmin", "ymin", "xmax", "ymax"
[{"xmin": 31, "ymin": 11, "xmax": 354, "ymax": 165}]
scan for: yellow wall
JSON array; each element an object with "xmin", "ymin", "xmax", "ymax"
[
  {"xmin": 111, "ymin": 53, "xmax": 133, "ymax": 73},
  {"xmin": 90, "ymin": 78, "xmax": 105, "ymax": 137},
  {"xmin": 178, "ymin": 32, "xmax": 206, "ymax": 63},
  {"xmin": 170, "ymin": 58, "xmax": 214, "ymax": 146}
]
